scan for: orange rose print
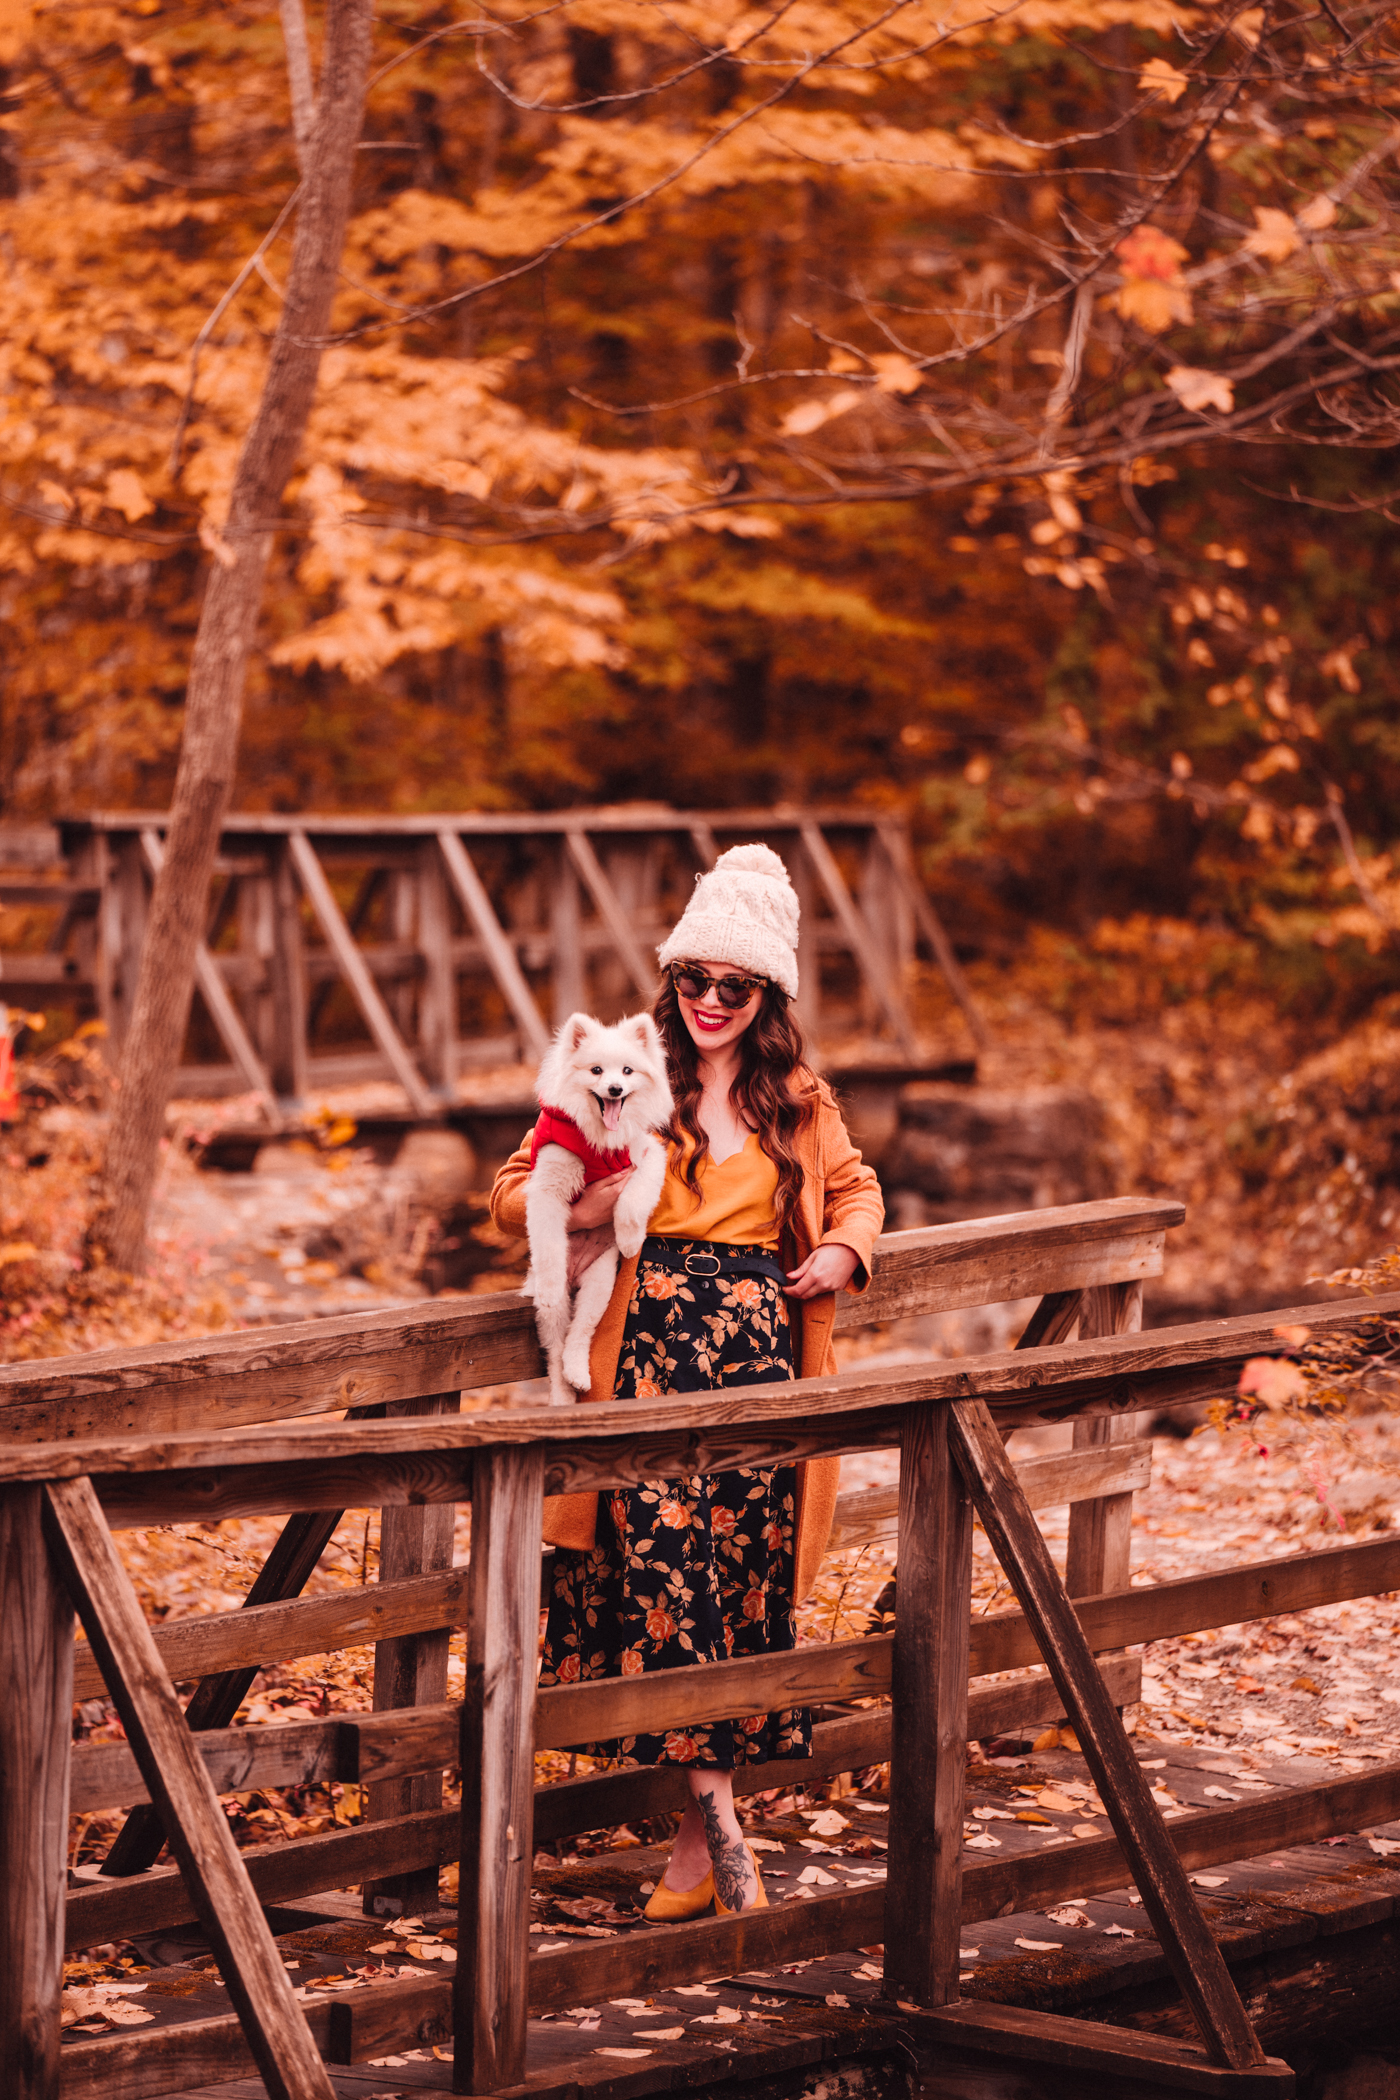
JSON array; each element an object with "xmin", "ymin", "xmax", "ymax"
[
  {"xmin": 658, "ymin": 1498, "xmax": 691, "ymax": 1529},
  {"xmin": 710, "ymin": 1505, "xmax": 737, "ymax": 1537},
  {"xmin": 727, "ymin": 1277, "xmax": 762, "ymax": 1311},
  {"xmin": 634, "ymin": 1377, "xmax": 661, "ymax": 1399},
  {"xmin": 643, "ymin": 1271, "xmax": 681, "ymax": 1299},
  {"xmin": 645, "ymin": 1606, "xmax": 677, "ymax": 1642},
  {"xmin": 742, "ymin": 1585, "xmax": 767, "ymax": 1620},
  {"xmin": 664, "ymin": 1732, "xmax": 698, "ymax": 1762},
  {"xmin": 620, "ymin": 1648, "xmax": 645, "ymax": 1676},
  {"xmin": 556, "ymin": 1652, "xmax": 582, "ymax": 1683}
]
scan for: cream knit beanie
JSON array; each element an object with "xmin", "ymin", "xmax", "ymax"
[{"xmin": 657, "ymin": 843, "xmax": 800, "ymax": 999}]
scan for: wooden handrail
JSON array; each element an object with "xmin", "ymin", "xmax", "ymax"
[
  {"xmin": 0, "ymin": 1198, "xmax": 1182, "ymax": 1443},
  {"xmin": 8, "ymin": 1294, "xmax": 1392, "ymax": 1524}
]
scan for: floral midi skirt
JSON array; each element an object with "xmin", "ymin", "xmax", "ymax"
[{"xmin": 539, "ymin": 1236, "xmax": 812, "ymax": 1769}]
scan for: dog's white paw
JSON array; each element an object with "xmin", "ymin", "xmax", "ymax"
[{"xmin": 561, "ymin": 1343, "xmax": 592, "ymax": 1391}]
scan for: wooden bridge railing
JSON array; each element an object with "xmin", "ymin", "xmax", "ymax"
[{"xmin": 3, "ymin": 1196, "xmax": 1396, "ymax": 2098}]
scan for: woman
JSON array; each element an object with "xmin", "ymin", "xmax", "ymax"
[{"xmin": 490, "ymin": 844, "xmax": 884, "ymax": 1916}]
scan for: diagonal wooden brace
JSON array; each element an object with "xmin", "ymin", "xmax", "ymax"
[
  {"xmin": 43, "ymin": 1477, "xmax": 335, "ymax": 2100},
  {"xmin": 946, "ymin": 1395, "xmax": 1266, "ymax": 2072}
]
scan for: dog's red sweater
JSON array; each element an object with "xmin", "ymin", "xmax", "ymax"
[{"xmin": 528, "ymin": 1106, "xmax": 632, "ymax": 1185}]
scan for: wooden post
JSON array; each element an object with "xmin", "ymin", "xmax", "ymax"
[
  {"xmin": 417, "ymin": 843, "xmax": 458, "ymax": 1092},
  {"xmin": 0, "ymin": 1486, "xmax": 74, "ymax": 2100},
  {"xmin": 454, "ymin": 1444, "xmax": 545, "ymax": 2094},
  {"xmin": 799, "ymin": 820, "xmax": 919, "ymax": 1055},
  {"xmin": 436, "ymin": 832, "xmax": 550, "ymax": 1063},
  {"xmin": 71, "ymin": 831, "xmax": 112, "ymax": 1044},
  {"xmin": 790, "ymin": 833, "xmax": 821, "ymax": 1044},
  {"xmin": 1065, "ymin": 1282, "xmax": 1143, "ymax": 1600},
  {"xmin": 883, "ymin": 1402, "xmax": 972, "ymax": 2007},
  {"xmin": 551, "ymin": 846, "xmax": 585, "ymax": 1024},
  {"xmin": 365, "ymin": 1391, "xmax": 462, "ymax": 1916},
  {"xmin": 876, "ymin": 819, "xmax": 989, "ymax": 1054},
  {"xmin": 289, "ymin": 832, "xmax": 436, "ymax": 1115},
  {"xmin": 391, "ymin": 863, "xmax": 418, "ymax": 1044},
  {"xmin": 946, "ymin": 1396, "xmax": 1266, "ymax": 2071},
  {"xmin": 563, "ymin": 828, "xmax": 654, "ymax": 1000},
  {"xmin": 238, "ymin": 855, "xmax": 278, "ymax": 1072},
  {"xmin": 42, "ymin": 1477, "xmax": 336, "ymax": 2100},
  {"xmin": 266, "ymin": 840, "xmax": 310, "ymax": 1106}
]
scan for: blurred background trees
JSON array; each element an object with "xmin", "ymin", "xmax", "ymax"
[{"xmin": 1, "ymin": 0, "xmax": 1396, "ymax": 1012}]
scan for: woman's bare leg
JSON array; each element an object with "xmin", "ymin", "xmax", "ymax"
[{"xmin": 661, "ymin": 1767, "xmax": 758, "ymax": 1908}]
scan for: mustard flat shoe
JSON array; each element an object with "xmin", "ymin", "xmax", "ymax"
[
  {"xmin": 643, "ymin": 1866, "xmax": 715, "ymax": 1921},
  {"xmin": 713, "ymin": 1847, "xmax": 768, "ymax": 1916}
]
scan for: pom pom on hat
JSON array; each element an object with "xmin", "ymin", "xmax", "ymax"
[{"xmin": 657, "ymin": 841, "xmax": 801, "ymax": 999}]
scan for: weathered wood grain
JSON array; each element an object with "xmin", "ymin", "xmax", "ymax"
[
  {"xmin": 455, "ymin": 1446, "xmax": 544, "ymax": 2092},
  {"xmin": 42, "ymin": 1478, "xmax": 334, "ymax": 2100},
  {"xmin": 100, "ymin": 1503, "xmax": 349, "ymax": 1878},
  {"xmin": 70, "ymin": 1566, "xmax": 468, "ymax": 1701},
  {"xmin": 65, "ymin": 1807, "xmax": 460, "ymax": 1951},
  {"xmin": 66, "ymin": 1652, "xmax": 1141, "ymax": 1818},
  {"xmin": 10, "ymin": 1292, "xmax": 1390, "ymax": 1514},
  {"xmin": 0, "ymin": 1486, "xmax": 73, "ymax": 2100},
  {"xmin": 832, "ymin": 1202, "xmax": 1176, "ymax": 1329},
  {"xmin": 0, "ymin": 1199, "xmax": 1187, "ymax": 1445},
  {"xmin": 57, "ymin": 2003, "xmax": 333, "ymax": 2100},
  {"xmin": 828, "ymin": 1440, "xmax": 1152, "ymax": 1553},
  {"xmin": 885, "ymin": 1403, "xmax": 971, "ymax": 2006},
  {"xmin": 365, "ymin": 1392, "xmax": 460, "ymax": 1915},
  {"xmin": 0, "ymin": 1294, "xmax": 540, "ymax": 1444},
  {"xmin": 1065, "ymin": 1281, "xmax": 1143, "ymax": 1601},
  {"xmin": 948, "ymin": 1394, "xmax": 1265, "ymax": 2071},
  {"xmin": 913, "ymin": 2004, "xmax": 1295, "ymax": 2095}
]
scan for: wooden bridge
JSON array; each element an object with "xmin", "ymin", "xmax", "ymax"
[
  {"xmin": 0, "ymin": 808, "xmax": 984, "ymax": 1114},
  {"xmin": 3, "ymin": 1195, "xmax": 1400, "ymax": 2099}
]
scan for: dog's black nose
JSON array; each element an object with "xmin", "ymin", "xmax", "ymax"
[{"xmin": 607, "ymin": 1084, "xmax": 624, "ymax": 1097}]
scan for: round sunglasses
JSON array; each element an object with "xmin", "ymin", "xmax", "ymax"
[{"xmin": 668, "ymin": 961, "xmax": 766, "ymax": 1010}]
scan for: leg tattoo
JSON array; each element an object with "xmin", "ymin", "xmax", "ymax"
[{"xmin": 696, "ymin": 1788, "xmax": 753, "ymax": 1911}]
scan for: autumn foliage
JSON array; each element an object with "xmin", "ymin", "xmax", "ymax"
[{"xmin": 0, "ymin": 0, "xmax": 1396, "ymax": 994}]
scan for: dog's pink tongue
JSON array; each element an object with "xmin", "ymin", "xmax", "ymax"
[{"xmin": 602, "ymin": 1097, "xmax": 623, "ymax": 1132}]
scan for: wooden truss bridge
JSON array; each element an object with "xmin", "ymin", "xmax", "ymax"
[
  {"xmin": 0, "ymin": 808, "xmax": 984, "ymax": 1114},
  {"xmin": 5, "ymin": 1197, "xmax": 1400, "ymax": 2097}
]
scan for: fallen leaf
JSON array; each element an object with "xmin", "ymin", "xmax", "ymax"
[
  {"xmin": 825, "ymin": 1993, "xmax": 850, "ymax": 2007},
  {"xmin": 798, "ymin": 1864, "xmax": 839, "ymax": 1885},
  {"xmin": 1292, "ymin": 1677, "xmax": 1321, "ymax": 1696},
  {"xmin": 1192, "ymin": 1875, "xmax": 1229, "ymax": 1888},
  {"xmin": 636, "ymin": 2027, "xmax": 685, "ymax": 2041},
  {"xmin": 1368, "ymin": 1837, "xmax": 1400, "ymax": 1856},
  {"xmin": 693, "ymin": 2004, "xmax": 743, "ymax": 2026},
  {"xmin": 1037, "ymin": 1789, "xmax": 1080, "ymax": 1812},
  {"xmin": 1016, "ymin": 1810, "xmax": 1053, "ymax": 1825},
  {"xmin": 1047, "ymin": 1906, "xmax": 1091, "ymax": 1927},
  {"xmin": 748, "ymin": 1838, "xmax": 785, "ymax": 1854},
  {"xmin": 964, "ymin": 1833, "xmax": 1002, "ymax": 1850},
  {"xmin": 1072, "ymin": 1822, "xmax": 1102, "ymax": 1839},
  {"xmin": 1015, "ymin": 1937, "xmax": 1062, "ymax": 1953},
  {"xmin": 1104, "ymin": 1924, "xmax": 1136, "ymax": 1937},
  {"xmin": 598, "ymin": 2047, "xmax": 653, "ymax": 2058}
]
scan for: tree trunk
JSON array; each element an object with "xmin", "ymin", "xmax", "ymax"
[{"xmin": 88, "ymin": 0, "xmax": 374, "ymax": 1274}]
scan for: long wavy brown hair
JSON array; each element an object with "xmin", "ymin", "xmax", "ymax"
[{"xmin": 652, "ymin": 973, "xmax": 815, "ymax": 1239}]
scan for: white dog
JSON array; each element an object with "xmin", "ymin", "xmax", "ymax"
[{"xmin": 524, "ymin": 1011, "xmax": 672, "ymax": 1404}]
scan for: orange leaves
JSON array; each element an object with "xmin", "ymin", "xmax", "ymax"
[
  {"xmin": 1113, "ymin": 226, "xmax": 1192, "ymax": 333},
  {"xmin": 1244, "ymin": 207, "xmax": 1301, "ymax": 266},
  {"xmin": 1166, "ymin": 366, "xmax": 1234, "ymax": 415},
  {"xmin": 1238, "ymin": 1356, "xmax": 1308, "ymax": 1411},
  {"xmin": 1137, "ymin": 57, "xmax": 1189, "ymax": 104}
]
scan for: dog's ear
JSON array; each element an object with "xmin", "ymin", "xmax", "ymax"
[
  {"xmin": 621, "ymin": 1013, "xmax": 660, "ymax": 1053},
  {"xmin": 558, "ymin": 1012, "xmax": 593, "ymax": 1055}
]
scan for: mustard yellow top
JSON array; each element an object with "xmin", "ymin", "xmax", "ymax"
[{"xmin": 646, "ymin": 1130, "xmax": 780, "ymax": 1249}]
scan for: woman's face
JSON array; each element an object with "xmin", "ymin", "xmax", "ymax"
[{"xmin": 675, "ymin": 957, "xmax": 765, "ymax": 1058}]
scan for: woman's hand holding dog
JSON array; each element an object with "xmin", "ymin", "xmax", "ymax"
[
  {"xmin": 566, "ymin": 1169, "xmax": 631, "ymax": 1290},
  {"xmin": 785, "ymin": 1243, "xmax": 859, "ymax": 1300}
]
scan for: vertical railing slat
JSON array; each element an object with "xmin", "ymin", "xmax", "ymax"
[
  {"xmin": 455, "ymin": 1445, "xmax": 546, "ymax": 2092},
  {"xmin": 883, "ymin": 1400, "xmax": 972, "ymax": 2006}
]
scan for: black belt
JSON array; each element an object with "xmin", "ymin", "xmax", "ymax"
[{"xmin": 640, "ymin": 1237, "xmax": 788, "ymax": 1290}]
